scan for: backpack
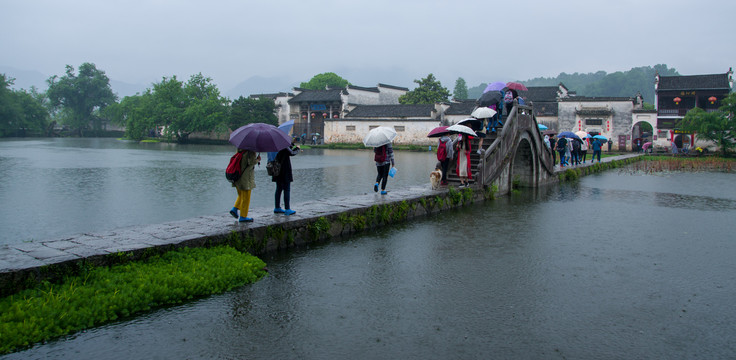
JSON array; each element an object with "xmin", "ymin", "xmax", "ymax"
[
  {"xmin": 556, "ymin": 138, "xmax": 567, "ymax": 151},
  {"xmin": 437, "ymin": 140, "xmax": 447, "ymax": 161},
  {"xmin": 226, "ymin": 152, "xmax": 243, "ymax": 182},
  {"xmin": 266, "ymin": 160, "xmax": 281, "ymax": 177},
  {"xmin": 572, "ymin": 139, "xmax": 581, "ymax": 151},
  {"xmin": 374, "ymin": 145, "xmax": 387, "ymax": 163},
  {"xmin": 503, "ymin": 90, "xmax": 514, "ymax": 104}
]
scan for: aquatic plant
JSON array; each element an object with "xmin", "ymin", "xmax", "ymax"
[
  {"xmin": 307, "ymin": 217, "xmax": 331, "ymax": 241},
  {"xmin": 0, "ymin": 246, "xmax": 267, "ymax": 355}
]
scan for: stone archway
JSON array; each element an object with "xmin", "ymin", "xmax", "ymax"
[{"xmin": 510, "ymin": 136, "xmax": 536, "ymax": 189}]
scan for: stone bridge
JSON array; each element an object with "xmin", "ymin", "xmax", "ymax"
[{"xmin": 446, "ymin": 102, "xmax": 557, "ymax": 194}]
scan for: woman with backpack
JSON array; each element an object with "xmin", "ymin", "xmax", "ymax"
[
  {"xmin": 229, "ymin": 149, "xmax": 260, "ymax": 222},
  {"xmin": 437, "ymin": 135, "xmax": 454, "ymax": 186},
  {"xmin": 373, "ymin": 143, "xmax": 395, "ymax": 195}
]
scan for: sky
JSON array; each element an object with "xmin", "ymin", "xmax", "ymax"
[{"xmin": 2, "ymin": 0, "xmax": 735, "ymax": 97}]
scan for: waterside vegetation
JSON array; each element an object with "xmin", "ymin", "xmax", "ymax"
[{"xmin": 0, "ymin": 246, "xmax": 267, "ymax": 355}]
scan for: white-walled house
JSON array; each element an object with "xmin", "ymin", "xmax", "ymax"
[{"xmin": 324, "ymin": 104, "xmax": 442, "ymax": 145}]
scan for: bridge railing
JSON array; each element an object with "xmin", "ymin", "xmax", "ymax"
[{"xmin": 477, "ymin": 101, "xmax": 556, "ymax": 187}]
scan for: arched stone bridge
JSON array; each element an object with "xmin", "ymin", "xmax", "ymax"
[{"xmin": 447, "ymin": 102, "xmax": 557, "ymax": 195}]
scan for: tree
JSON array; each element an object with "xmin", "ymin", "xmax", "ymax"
[
  {"xmin": 46, "ymin": 63, "xmax": 117, "ymax": 136},
  {"xmin": 680, "ymin": 92, "xmax": 736, "ymax": 157},
  {"xmin": 453, "ymin": 77, "xmax": 468, "ymax": 100},
  {"xmin": 104, "ymin": 92, "xmax": 154, "ymax": 141},
  {"xmin": 300, "ymin": 72, "xmax": 350, "ymax": 90},
  {"xmin": 152, "ymin": 73, "xmax": 229, "ymax": 143},
  {"xmin": 229, "ymin": 96, "xmax": 278, "ymax": 130},
  {"xmin": 399, "ymin": 73, "xmax": 451, "ymax": 105},
  {"xmin": 0, "ymin": 74, "xmax": 50, "ymax": 137}
]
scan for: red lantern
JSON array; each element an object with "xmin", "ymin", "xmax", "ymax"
[
  {"xmin": 709, "ymin": 96, "xmax": 717, "ymax": 104},
  {"xmin": 302, "ymin": 115, "xmax": 306, "ymax": 119},
  {"xmin": 333, "ymin": 114, "xmax": 338, "ymax": 118},
  {"xmin": 673, "ymin": 97, "xmax": 681, "ymax": 105},
  {"xmin": 322, "ymin": 112, "xmax": 328, "ymax": 117},
  {"xmin": 311, "ymin": 113, "xmax": 315, "ymax": 118}
]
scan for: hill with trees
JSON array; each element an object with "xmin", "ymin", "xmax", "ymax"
[{"xmin": 468, "ymin": 64, "xmax": 680, "ymax": 104}]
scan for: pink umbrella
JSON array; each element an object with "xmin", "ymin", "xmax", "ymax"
[
  {"xmin": 506, "ymin": 82, "xmax": 528, "ymax": 91},
  {"xmin": 427, "ymin": 126, "xmax": 450, "ymax": 138}
]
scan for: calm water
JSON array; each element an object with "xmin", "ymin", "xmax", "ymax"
[
  {"xmin": 3, "ymin": 163, "xmax": 736, "ymax": 359},
  {"xmin": 0, "ymin": 138, "xmax": 436, "ymax": 245}
]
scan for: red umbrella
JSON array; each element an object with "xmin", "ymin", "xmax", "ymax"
[
  {"xmin": 506, "ymin": 82, "xmax": 528, "ymax": 91},
  {"xmin": 427, "ymin": 126, "xmax": 450, "ymax": 138}
]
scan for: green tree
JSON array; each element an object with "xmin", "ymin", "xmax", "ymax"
[
  {"xmin": 229, "ymin": 96, "xmax": 278, "ymax": 130},
  {"xmin": 104, "ymin": 92, "xmax": 154, "ymax": 141},
  {"xmin": 153, "ymin": 73, "xmax": 229, "ymax": 143},
  {"xmin": 399, "ymin": 73, "xmax": 451, "ymax": 104},
  {"xmin": 46, "ymin": 63, "xmax": 117, "ymax": 136},
  {"xmin": 0, "ymin": 74, "xmax": 50, "ymax": 137},
  {"xmin": 453, "ymin": 77, "xmax": 468, "ymax": 100},
  {"xmin": 680, "ymin": 92, "xmax": 736, "ymax": 157},
  {"xmin": 300, "ymin": 72, "xmax": 350, "ymax": 90}
]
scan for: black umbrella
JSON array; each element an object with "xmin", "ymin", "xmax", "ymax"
[{"xmin": 476, "ymin": 91, "xmax": 503, "ymax": 107}]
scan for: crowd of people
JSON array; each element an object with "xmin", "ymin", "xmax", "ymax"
[{"xmin": 547, "ymin": 134, "xmax": 604, "ymax": 167}]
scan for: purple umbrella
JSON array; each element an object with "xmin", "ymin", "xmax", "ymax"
[
  {"xmin": 229, "ymin": 123, "xmax": 291, "ymax": 152},
  {"xmin": 483, "ymin": 81, "xmax": 507, "ymax": 93}
]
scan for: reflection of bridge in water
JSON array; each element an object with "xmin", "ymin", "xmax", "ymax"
[{"xmin": 447, "ymin": 102, "xmax": 557, "ymax": 194}]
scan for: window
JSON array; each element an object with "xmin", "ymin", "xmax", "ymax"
[
  {"xmin": 346, "ymin": 125, "xmax": 355, "ymax": 131},
  {"xmin": 585, "ymin": 119, "xmax": 603, "ymax": 126},
  {"xmin": 394, "ymin": 126, "xmax": 405, "ymax": 132},
  {"xmin": 369, "ymin": 125, "xmax": 379, "ymax": 131}
]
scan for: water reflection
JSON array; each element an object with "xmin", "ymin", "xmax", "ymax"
[
  {"xmin": 3, "ymin": 170, "xmax": 736, "ymax": 359},
  {"xmin": 0, "ymin": 138, "xmax": 436, "ymax": 244}
]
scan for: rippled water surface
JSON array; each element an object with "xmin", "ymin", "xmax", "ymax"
[
  {"xmin": 3, "ymin": 152, "xmax": 735, "ymax": 359},
  {"xmin": 0, "ymin": 138, "xmax": 436, "ymax": 244}
]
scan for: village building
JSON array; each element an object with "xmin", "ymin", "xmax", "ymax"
[
  {"xmin": 654, "ymin": 68, "xmax": 733, "ymax": 151},
  {"xmin": 252, "ymin": 84, "xmax": 409, "ymax": 143},
  {"xmin": 520, "ymin": 83, "xmax": 571, "ymax": 129},
  {"xmin": 323, "ymin": 104, "xmax": 441, "ymax": 145}
]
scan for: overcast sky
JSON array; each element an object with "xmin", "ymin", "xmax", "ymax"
[{"xmin": 2, "ymin": 0, "xmax": 735, "ymax": 95}]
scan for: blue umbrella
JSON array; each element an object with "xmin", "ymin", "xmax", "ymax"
[
  {"xmin": 537, "ymin": 123, "xmax": 548, "ymax": 131},
  {"xmin": 558, "ymin": 131, "xmax": 581, "ymax": 141},
  {"xmin": 593, "ymin": 135, "xmax": 607, "ymax": 141},
  {"xmin": 278, "ymin": 119, "xmax": 294, "ymax": 135}
]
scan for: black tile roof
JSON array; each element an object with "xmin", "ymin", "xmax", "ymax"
[
  {"xmin": 378, "ymin": 83, "xmax": 410, "ymax": 91},
  {"xmin": 658, "ymin": 72, "xmax": 731, "ymax": 91},
  {"xmin": 288, "ymin": 89, "xmax": 344, "ymax": 103},
  {"xmin": 520, "ymin": 86, "xmax": 559, "ymax": 102},
  {"xmin": 249, "ymin": 92, "xmax": 291, "ymax": 99},
  {"xmin": 445, "ymin": 100, "xmax": 476, "ymax": 115},
  {"xmin": 559, "ymin": 96, "xmax": 633, "ymax": 102},
  {"xmin": 347, "ymin": 85, "xmax": 379, "ymax": 93},
  {"xmin": 345, "ymin": 104, "xmax": 435, "ymax": 118}
]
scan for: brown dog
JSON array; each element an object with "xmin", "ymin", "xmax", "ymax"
[{"xmin": 429, "ymin": 168, "xmax": 442, "ymax": 190}]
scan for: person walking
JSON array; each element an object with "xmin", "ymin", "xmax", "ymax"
[
  {"xmin": 556, "ymin": 135, "xmax": 568, "ymax": 167},
  {"xmin": 565, "ymin": 138, "xmax": 573, "ymax": 166},
  {"xmin": 272, "ymin": 140, "xmax": 300, "ymax": 215},
  {"xmin": 455, "ymin": 133, "xmax": 473, "ymax": 187},
  {"xmin": 438, "ymin": 135, "xmax": 454, "ymax": 185},
  {"xmin": 591, "ymin": 138, "xmax": 603, "ymax": 163},
  {"xmin": 373, "ymin": 143, "xmax": 395, "ymax": 195},
  {"xmin": 571, "ymin": 138, "xmax": 581, "ymax": 165},
  {"xmin": 580, "ymin": 137, "xmax": 589, "ymax": 163},
  {"xmin": 549, "ymin": 135, "xmax": 558, "ymax": 165},
  {"xmin": 230, "ymin": 149, "xmax": 260, "ymax": 222}
]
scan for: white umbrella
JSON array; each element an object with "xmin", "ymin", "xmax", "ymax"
[
  {"xmin": 471, "ymin": 107, "xmax": 497, "ymax": 119},
  {"xmin": 446, "ymin": 124, "xmax": 477, "ymax": 137},
  {"xmin": 363, "ymin": 126, "xmax": 397, "ymax": 147}
]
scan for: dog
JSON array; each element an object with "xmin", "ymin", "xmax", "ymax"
[{"xmin": 429, "ymin": 168, "xmax": 442, "ymax": 190}]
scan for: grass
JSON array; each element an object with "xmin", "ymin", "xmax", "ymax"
[{"xmin": 0, "ymin": 246, "xmax": 267, "ymax": 355}]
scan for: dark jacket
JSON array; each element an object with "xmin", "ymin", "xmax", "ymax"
[{"xmin": 271, "ymin": 145, "xmax": 299, "ymax": 183}]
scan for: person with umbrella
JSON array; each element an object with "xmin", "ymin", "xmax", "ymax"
[
  {"xmin": 446, "ymin": 124, "xmax": 475, "ymax": 187},
  {"xmin": 271, "ymin": 122, "xmax": 300, "ymax": 216},
  {"xmin": 591, "ymin": 136, "xmax": 603, "ymax": 163},
  {"xmin": 228, "ymin": 123, "xmax": 292, "ymax": 222},
  {"xmin": 364, "ymin": 127, "xmax": 397, "ymax": 195},
  {"xmin": 555, "ymin": 134, "xmax": 568, "ymax": 167},
  {"xmin": 229, "ymin": 148, "xmax": 260, "ymax": 222}
]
